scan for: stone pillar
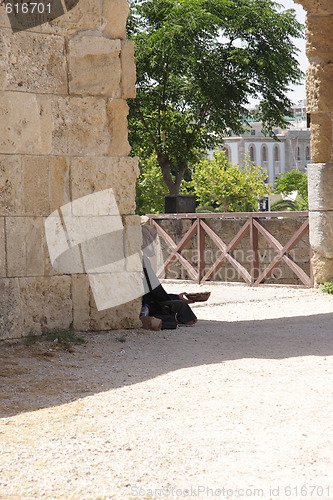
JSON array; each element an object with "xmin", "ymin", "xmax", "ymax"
[
  {"xmin": 0, "ymin": 0, "xmax": 142, "ymax": 339},
  {"xmin": 295, "ymin": 0, "xmax": 333, "ymax": 283}
]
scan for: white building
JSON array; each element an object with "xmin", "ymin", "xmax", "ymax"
[{"xmin": 214, "ymin": 101, "xmax": 311, "ymax": 186}]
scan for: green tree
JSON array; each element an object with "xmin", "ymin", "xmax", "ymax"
[
  {"xmin": 135, "ymin": 154, "xmax": 168, "ymax": 214},
  {"xmin": 191, "ymin": 150, "xmax": 272, "ymax": 212},
  {"xmin": 274, "ymin": 170, "xmax": 308, "ymax": 210},
  {"xmin": 128, "ymin": 0, "xmax": 303, "ymax": 194}
]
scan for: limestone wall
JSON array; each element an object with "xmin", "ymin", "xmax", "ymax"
[
  {"xmin": 157, "ymin": 219, "xmax": 311, "ymax": 286},
  {"xmin": 295, "ymin": 0, "xmax": 333, "ymax": 283},
  {"xmin": 0, "ymin": 0, "xmax": 142, "ymax": 339}
]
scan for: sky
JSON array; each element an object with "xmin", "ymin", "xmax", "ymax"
[{"xmin": 277, "ymin": 0, "xmax": 308, "ymax": 104}]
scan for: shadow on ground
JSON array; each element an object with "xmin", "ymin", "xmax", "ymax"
[{"xmin": 1, "ymin": 313, "xmax": 333, "ymax": 418}]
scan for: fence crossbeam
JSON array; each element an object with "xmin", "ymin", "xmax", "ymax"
[{"xmin": 147, "ymin": 212, "xmax": 313, "ymax": 287}]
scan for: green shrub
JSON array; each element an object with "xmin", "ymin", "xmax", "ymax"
[{"xmin": 321, "ymin": 282, "xmax": 333, "ymax": 295}]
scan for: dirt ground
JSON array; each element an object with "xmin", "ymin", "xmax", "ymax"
[{"xmin": 1, "ymin": 281, "xmax": 333, "ymax": 500}]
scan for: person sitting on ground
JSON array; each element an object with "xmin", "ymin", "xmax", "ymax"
[{"xmin": 141, "ymin": 225, "xmax": 197, "ymax": 327}]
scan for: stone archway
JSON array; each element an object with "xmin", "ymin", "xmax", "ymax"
[{"xmin": 295, "ymin": 0, "xmax": 333, "ymax": 283}]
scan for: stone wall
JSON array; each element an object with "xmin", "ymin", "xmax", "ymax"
[
  {"xmin": 158, "ymin": 219, "xmax": 311, "ymax": 286},
  {"xmin": 0, "ymin": 0, "xmax": 142, "ymax": 339},
  {"xmin": 295, "ymin": 0, "xmax": 333, "ymax": 283}
]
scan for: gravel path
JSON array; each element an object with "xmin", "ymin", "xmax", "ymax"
[{"xmin": 1, "ymin": 282, "xmax": 333, "ymax": 500}]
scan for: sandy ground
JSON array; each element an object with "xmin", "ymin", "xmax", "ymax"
[{"xmin": 0, "ymin": 281, "xmax": 333, "ymax": 500}]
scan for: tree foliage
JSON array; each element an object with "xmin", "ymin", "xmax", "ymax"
[
  {"xmin": 274, "ymin": 169, "xmax": 308, "ymax": 210},
  {"xmin": 135, "ymin": 154, "xmax": 168, "ymax": 214},
  {"xmin": 128, "ymin": 0, "xmax": 304, "ymax": 194},
  {"xmin": 190, "ymin": 150, "xmax": 272, "ymax": 212}
]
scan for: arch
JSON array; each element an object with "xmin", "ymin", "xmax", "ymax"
[
  {"xmin": 261, "ymin": 144, "xmax": 268, "ymax": 164},
  {"xmin": 221, "ymin": 146, "xmax": 231, "ymax": 162},
  {"xmin": 306, "ymin": 145, "xmax": 311, "ymax": 161},
  {"xmin": 249, "ymin": 144, "xmax": 256, "ymax": 163},
  {"xmin": 273, "ymin": 144, "xmax": 281, "ymax": 180}
]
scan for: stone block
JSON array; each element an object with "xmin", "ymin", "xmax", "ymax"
[
  {"xmin": 90, "ymin": 294, "xmax": 142, "ymax": 331},
  {"xmin": 308, "ymin": 163, "xmax": 333, "ymax": 211},
  {"xmin": 121, "ymin": 41, "xmax": 136, "ymax": 99},
  {"xmin": 309, "ymin": 210, "xmax": 333, "ymax": 258},
  {"xmin": 51, "ymin": 96, "xmax": 111, "ymax": 155},
  {"xmin": 22, "ymin": 157, "xmax": 49, "ymax": 216},
  {"xmin": 22, "ymin": 156, "xmax": 70, "ymax": 216},
  {"xmin": 106, "ymin": 98, "xmax": 131, "ymax": 156},
  {"xmin": 311, "ymin": 250, "xmax": 333, "ymax": 284},
  {"xmin": 122, "ymin": 215, "xmax": 143, "ymax": 272},
  {"xmin": 306, "ymin": 64, "xmax": 333, "ymax": 113},
  {"xmin": 310, "ymin": 113, "xmax": 333, "ymax": 162},
  {"xmin": 0, "ymin": 278, "xmax": 23, "ymax": 339},
  {"xmin": 70, "ymin": 157, "xmax": 140, "ymax": 215},
  {"xmin": 48, "ymin": 156, "xmax": 71, "ymax": 213},
  {"xmin": 102, "ymin": 0, "xmax": 129, "ymax": 40},
  {"xmin": 0, "ymin": 154, "xmax": 23, "ymax": 216},
  {"xmin": 295, "ymin": 0, "xmax": 333, "ymax": 15},
  {"xmin": 68, "ymin": 35, "xmax": 121, "ymax": 96},
  {"xmin": 6, "ymin": 217, "xmax": 45, "ymax": 277},
  {"xmin": 72, "ymin": 274, "xmax": 90, "ymax": 331},
  {"xmin": 50, "ymin": 0, "xmax": 102, "ymax": 36},
  {"xmin": 0, "ymin": 92, "xmax": 52, "ymax": 155},
  {"xmin": 0, "ymin": 218, "xmax": 5, "ymax": 277},
  {"xmin": 306, "ymin": 15, "xmax": 333, "ymax": 64},
  {"xmin": 0, "ymin": 29, "xmax": 67, "ymax": 94},
  {"xmin": 19, "ymin": 276, "xmax": 72, "ymax": 333},
  {"xmin": 0, "ymin": 0, "xmax": 101, "ymax": 35}
]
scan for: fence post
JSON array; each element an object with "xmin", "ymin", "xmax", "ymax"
[
  {"xmin": 197, "ymin": 218, "xmax": 206, "ymax": 283},
  {"xmin": 250, "ymin": 216, "xmax": 259, "ymax": 283}
]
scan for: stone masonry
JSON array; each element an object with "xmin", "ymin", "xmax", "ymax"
[
  {"xmin": 295, "ymin": 0, "xmax": 333, "ymax": 283},
  {"xmin": 0, "ymin": 0, "xmax": 142, "ymax": 339}
]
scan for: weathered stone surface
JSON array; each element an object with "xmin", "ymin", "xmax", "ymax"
[
  {"xmin": 0, "ymin": 155, "xmax": 70, "ymax": 216},
  {"xmin": 70, "ymin": 157, "xmax": 140, "ymax": 214},
  {"xmin": 48, "ymin": 157, "xmax": 71, "ymax": 213},
  {"xmin": 310, "ymin": 113, "xmax": 333, "ymax": 163},
  {"xmin": 0, "ymin": 155, "xmax": 22, "ymax": 216},
  {"xmin": 68, "ymin": 35, "xmax": 121, "ymax": 97},
  {"xmin": 0, "ymin": 278, "xmax": 23, "ymax": 339},
  {"xmin": 0, "ymin": 0, "xmax": 101, "ymax": 35},
  {"xmin": 308, "ymin": 163, "xmax": 333, "ymax": 211},
  {"xmin": 0, "ymin": 29, "xmax": 67, "ymax": 94},
  {"xmin": 102, "ymin": 0, "xmax": 129, "ymax": 40},
  {"xmin": 0, "ymin": 0, "xmax": 142, "ymax": 337},
  {"xmin": 307, "ymin": 64, "xmax": 333, "ymax": 114},
  {"xmin": 311, "ymin": 250, "xmax": 333, "ymax": 284},
  {"xmin": 23, "ymin": 156, "xmax": 70, "ymax": 216},
  {"xmin": 121, "ymin": 41, "xmax": 136, "ymax": 99},
  {"xmin": 90, "ymin": 294, "xmax": 142, "ymax": 331},
  {"xmin": 122, "ymin": 215, "xmax": 143, "ymax": 273},
  {"xmin": 0, "ymin": 92, "xmax": 52, "ymax": 155},
  {"xmin": 309, "ymin": 210, "xmax": 333, "ymax": 259},
  {"xmin": 6, "ymin": 217, "xmax": 45, "ymax": 277},
  {"xmin": 295, "ymin": 0, "xmax": 333, "ymax": 15},
  {"xmin": 51, "ymin": 96, "xmax": 111, "ymax": 155},
  {"xmin": 50, "ymin": 0, "xmax": 102, "ymax": 35},
  {"xmin": 106, "ymin": 99, "xmax": 131, "ymax": 156},
  {"xmin": 0, "ymin": 218, "xmax": 5, "ymax": 277},
  {"xmin": 19, "ymin": 276, "xmax": 72, "ymax": 333},
  {"xmin": 306, "ymin": 16, "xmax": 333, "ymax": 65},
  {"xmin": 72, "ymin": 274, "xmax": 90, "ymax": 331}
]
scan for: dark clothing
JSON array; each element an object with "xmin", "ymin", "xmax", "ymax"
[{"xmin": 142, "ymin": 256, "xmax": 197, "ymax": 325}]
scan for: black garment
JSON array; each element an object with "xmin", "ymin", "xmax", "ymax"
[{"xmin": 142, "ymin": 256, "xmax": 197, "ymax": 325}]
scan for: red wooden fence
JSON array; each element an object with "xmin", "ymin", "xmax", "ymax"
[{"xmin": 147, "ymin": 212, "xmax": 313, "ymax": 287}]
